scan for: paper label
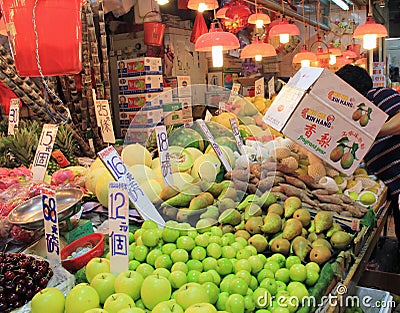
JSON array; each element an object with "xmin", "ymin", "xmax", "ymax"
[
  {"xmin": 228, "ymin": 83, "xmax": 241, "ymax": 105},
  {"xmin": 177, "ymin": 76, "xmax": 192, "ymax": 97},
  {"xmin": 95, "ymin": 100, "xmax": 116, "ymax": 144},
  {"xmin": 32, "ymin": 124, "xmax": 59, "ymax": 181},
  {"xmin": 52, "ymin": 150, "xmax": 70, "ymax": 168},
  {"xmin": 8, "ymin": 98, "xmax": 20, "ymax": 136},
  {"xmin": 196, "ymin": 120, "xmax": 232, "ymax": 171},
  {"xmin": 255, "ymin": 78, "xmax": 265, "ymax": 97},
  {"xmin": 109, "ymin": 182, "xmax": 129, "ymax": 275},
  {"xmin": 98, "ymin": 146, "xmax": 165, "ymax": 227},
  {"xmin": 351, "ymin": 219, "xmax": 360, "ymax": 231},
  {"xmin": 230, "ymin": 118, "xmax": 244, "ymax": 155},
  {"xmin": 268, "ymin": 77, "xmax": 275, "ymax": 99},
  {"xmin": 219, "ymin": 102, "xmax": 226, "ymax": 112},
  {"xmin": 155, "ymin": 125, "xmax": 174, "ymax": 186},
  {"xmin": 42, "ymin": 189, "xmax": 61, "ymax": 265}
]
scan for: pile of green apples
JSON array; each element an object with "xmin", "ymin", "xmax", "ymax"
[{"xmin": 31, "ymin": 220, "xmax": 322, "ymax": 313}]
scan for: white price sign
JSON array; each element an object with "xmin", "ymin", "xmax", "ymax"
[
  {"xmin": 229, "ymin": 118, "xmax": 244, "ymax": 155},
  {"xmin": 32, "ymin": 124, "xmax": 58, "ymax": 181},
  {"xmin": 255, "ymin": 78, "xmax": 265, "ymax": 97},
  {"xmin": 155, "ymin": 125, "xmax": 174, "ymax": 186},
  {"xmin": 42, "ymin": 189, "xmax": 61, "ymax": 265},
  {"xmin": 95, "ymin": 99, "xmax": 115, "ymax": 144},
  {"xmin": 228, "ymin": 83, "xmax": 241, "ymax": 105},
  {"xmin": 8, "ymin": 98, "xmax": 20, "ymax": 135},
  {"xmin": 219, "ymin": 102, "xmax": 226, "ymax": 112},
  {"xmin": 196, "ymin": 120, "xmax": 232, "ymax": 171},
  {"xmin": 98, "ymin": 146, "xmax": 166, "ymax": 227},
  {"xmin": 268, "ymin": 77, "xmax": 275, "ymax": 99},
  {"xmin": 108, "ymin": 182, "xmax": 129, "ymax": 275}
]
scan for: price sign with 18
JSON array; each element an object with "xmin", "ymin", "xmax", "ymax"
[{"xmin": 155, "ymin": 125, "xmax": 174, "ymax": 186}]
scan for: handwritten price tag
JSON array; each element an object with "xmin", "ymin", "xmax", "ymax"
[
  {"xmin": 228, "ymin": 83, "xmax": 241, "ymax": 105},
  {"xmin": 255, "ymin": 78, "xmax": 265, "ymax": 97},
  {"xmin": 155, "ymin": 125, "xmax": 174, "ymax": 186},
  {"xmin": 219, "ymin": 102, "xmax": 226, "ymax": 112},
  {"xmin": 42, "ymin": 189, "xmax": 61, "ymax": 265},
  {"xmin": 268, "ymin": 77, "xmax": 275, "ymax": 99},
  {"xmin": 196, "ymin": 120, "xmax": 232, "ymax": 171},
  {"xmin": 352, "ymin": 219, "xmax": 360, "ymax": 231},
  {"xmin": 109, "ymin": 182, "xmax": 129, "ymax": 275},
  {"xmin": 8, "ymin": 98, "xmax": 20, "ymax": 136},
  {"xmin": 229, "ymin": 118, "xmax": 244, "ymax": 155},
  {"xmin": 32, "ymin": 124, "xmax": 58, "ymax": 181},
  {"xmin": 98, "ymin": 146, "xmax": 166, "ymax": 227},
  {"xmin": 95, "ymin": 100, "xmax": 115, "ymax": 144}
]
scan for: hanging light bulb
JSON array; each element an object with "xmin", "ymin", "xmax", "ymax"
[
  {"xmin": 362, "ymin": 34, "xmax": 377, "ymax": 49},
  {"xmin": 248, "ymin": 1, "xmax": 271, "ymax": 29},
  {"xmin": 212, "ymin": 46, "xmax": 224, "ymax": 67},
  {"xmin": 293, "ymin": 46, "xmax": 317, "ymax": 67},
  {"xmin": 240, "ymin": 37, "xmax": 277, "ymax": 61},
  {"xmin": 188, "ymin": 0, "xmax": 219, "ymax": 12},
  {"xmin": 279, "ymin": 33, "xmax": 290, "ymax": 44},
  {"xmin": 301, "ymin": 59, "xmax": 311, "ymax": 67},
  {"xmin": 156, "ymin": 0, "xmax": 169, "ymax": 5},
  {"xmin": 269, "ymin": 18, "xmax": 300, "ymax": 44},
  {"xmin": 329, "ymin": 54, "xmax": 337, "ymax": 65},
  {"xmin": 353, "ymin": 16, "xmax": 388, "ymax": 50}
]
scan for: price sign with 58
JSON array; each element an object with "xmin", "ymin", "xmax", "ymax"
[{"xmin": 42, "ymin": 190, "xmax": 61, "ymax": 264}]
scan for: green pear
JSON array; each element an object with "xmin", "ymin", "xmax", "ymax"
[
  {"xmin": 200, "ymin": 205, "xmax": 219, "ymax": 220},
  {"xmin": 291, "ymin": 236, "xmax": 312, "ymax": 261},
  {"xmin": 245, "ymin": 216, "xmax": 264, "ymax": 235},
  {"xmin": 284, "ymin": 196, "xmax": 302, "ymax": 218},
  {"xmin": 244, "ymin": 204, "xmax": 263, "ymax": 221},
  {"xmin": 270, "ymin": 238, "xmax": 291, "ymax": 255},
  {"xmin": 311, "ymin": 238, "xmax": 332, "ymax": 250},
  {"xmin": 282, "ymin": 218, "xmax": 303, "ymax": 240},
  {"xmin": 314, "ymin": 211, "xmax": 333, "ymax": 234},
  {"xmin": 330, "ymin": 231, "xmax": 352, "ymax": 250},
  {"xmin": 248, "ymin": 234, "xmax": 269, "ymax": 253},
  {"xmin": 293, "ymin": 208, "xmax": 311, "ymax": 227},
  {"xmin": 261, "ymin": 213, "xmax": 282, "ymax": 234},
  {"xmin": 218, "ymin": 209, "xmax": 242, "ymax": 226}
]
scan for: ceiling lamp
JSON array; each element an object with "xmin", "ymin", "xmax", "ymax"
[
  {"xmin": 216, "ymin": 6, "xmax": 229, "ymax": 19},
  {"xmin": 195, "ymin": 20, "xmax": 240, "ymax": 67},
  {"xmin": 187, "ymin": 0, "xmax": 219, "ymax": 12},
  {"xmin": 293, "ymin": 45, "xmax": 317, "ymax": 67},
  {"xmin": 327, "ymin": 43, "xmax": 342, "ymax": 65},
  {"xmin": 269, "ymin": 17, "xmax": 300, "ymax": 44},
  {"xmin": 240, "ymin": 37, "xmax": 276, "ymax": 61},
  {"xmin": 156, "ymin": 0, "xmax": 169, "ymax": 5},
  {"xmin": 353, "ymin": 2, "xmax": 388, "ymax": 51},
  {"xmin": 225, "ymin": 1, "xmax": 251, "ymax": 20},
  {"xmin": 248, "ymin": 0, "xmax": 270, "ymax": 28},
  {"xmin": 342, "ymin": 49, "xmax": 358, "ymax": 59}
]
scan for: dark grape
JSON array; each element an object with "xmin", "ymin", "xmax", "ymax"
[
  {"xmin": 7, "ymin": 292, "xmax": 18, "ymax": 302},
  {"xmin": 4, "ymin": 280, "xmax": 15, "ymax": 290},
  {"xmin": 16, "ymin": 284, "xmax": 26, "ymax": 295},
  {"xmin": 38, "ymin": 277, "xmax": 49, "ymax": 288},
  {"xmin": 4, "ymin": 271, "xmax": 15, "ymax": 281},
  {"xmin": 25, "ymin": 289, "xmax": 34, "ymax": 300},
  {"xmin": 26, "ymin": 279, "xmax": 34, "ymax": 288}
]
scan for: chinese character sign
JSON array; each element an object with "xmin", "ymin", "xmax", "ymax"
[
  {"xmin": 109, "ymin": 182, "xmax": 129, "ymax": 275},
  {"xmin": 32, "ymin": 124, "xmax": 59, "ymax": 181},
  {"xmin": 155, "ymin": 126, "xmax": 174, "ymax": 186},
  {"xmin": 8, "ymin": 98, "xmax": 20, "ymax": 136},
  {"xmin": 95, "ymin": 100, "xmax": 115, "ymax": 144},
  {"xmin": 42, "ymin": 189, "xmax": 61, "ymax": 265}
]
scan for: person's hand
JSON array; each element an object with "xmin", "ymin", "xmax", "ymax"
[{"xmin": 378, "ymin": 110, "xmax": 400, "ymax": 137}]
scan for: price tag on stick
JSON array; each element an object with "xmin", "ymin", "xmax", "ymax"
[
  {"xmin": 109, "ymin": 182, "xmax": 129, "ymax": 275},
  {"xmin": 228, "ymin": 83, "xmax": 241, "ymax": 106},
  {"xmin": 155, "ymin": 125, "xmax": 174, "ymax": 186},
  {"xmin": 196, "ymin": 120, "xmax": 232, "ymax": 171},
  {"xmin": 98, "ymin": 146, "xmax": 166, "ymax": 227},
  {"xmin": 32, "ymin": 124, "xmax": 58, "ymax": 181},
  {"xmin": 268, "ymin": 77, "xmax": 275, "ymax": 99},
  {"xmin": 42, "ymin": 189, "xmax": 61, "ymax": 265},
  {"xmin": 95, "ymin": 100, "xmax": 115, "ymax": 144},
  {"xmin": 229, "ymin": 118, "xmax": 244, "ymax": 155},
  {"xmin": 255, "ymin": 78, "xmax": 265, "ymax": 97},
  {"xmin": 8, "ymin": 98, "xmax": 20, "ymax": 136}
]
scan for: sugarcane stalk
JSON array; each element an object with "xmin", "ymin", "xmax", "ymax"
[{"xmin": 98, "ymin": 0, "xmax": 111, "ymax": 103}]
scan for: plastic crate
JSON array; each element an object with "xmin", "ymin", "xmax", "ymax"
[{"xmin": 354, "ymin": 286, "xmax": 394, "ymax": 313}]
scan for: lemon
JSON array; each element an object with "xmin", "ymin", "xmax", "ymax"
[
  {"xmin": 348, "ymin": 192, "xmax": 359, "ymax": 201},
  {"xmin": 359, "ymin": 192, "xmax": 377, "ymax": 205}
]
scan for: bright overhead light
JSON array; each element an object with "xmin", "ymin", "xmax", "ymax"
[
  {"xmin": 331, "ymin": 0, "xmax": 349, "ymax": 10},
  {"xmin": 353, "ymin": 16, "xmax": 388, "ymax": 50},
  {"xmin": 269, "ymin": 18, "xmax": 300, "ymax": 44},
  {"xmin": 157, "ymin": 0, "xmax": 169, "ymax": 5}
]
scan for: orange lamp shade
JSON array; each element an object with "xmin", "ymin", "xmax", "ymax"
[
  {"xmin": 216, "ymin": 6, "xmax": 229, "ymax": 18},
  {"xmin": 269, "ymin": 18, "xmax": 300, "ymax": 37},
  {"xmin": 240, "ymin": 40, "xmax": 276, "ymax": 60},
  {"xmin": 248, "ymin": 12, "xmax": 271, "ymax": 26},
  {"xmin": 327, "ymin": 44, "xmax": 342, "ymax": 56},
  {"xmin": 0, "ymin": 17, "xmax": 6, "ymax": 36},
  {"xmin": 292, "ymin": 48, "xmax": 317, "ymax": 64},
  {"xmin": 195, "ymin": 22, "xmax": 240, "ymax": 52},
  {"xmin": 353, "ymin": 16, "xmax": 388, "ymax": 38},
  {"xmin": 187, "ymin": 0, "xmax": 219, "ymax": 12}
]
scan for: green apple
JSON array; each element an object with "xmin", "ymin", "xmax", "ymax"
[
  {"xmin": 285, "ymin": 256, "xmax": 301, "ymax": 269},
  {"xmin": 202, "ymin": 257, "xmax": 218, "ymax": 271},
  {"xmin": 245, "ymin": 245, "xmax": 258, "ymax": 256},
  {"xmin": 103, "ymin": 293, "xmax": 135, "ymax": 313},
  {"xmin": 275, "ymin": 268, "xmax": 290, "ymax": 284},
  {"xmin": 230, "ymin": 242, "xmax": 245, "ymax": 252},
  {"xmin": 207, "ymin": 269, "xmax": 221, "ymax": 285},
  {"xmin": 83, "ymin": 309, "xmax": 108, "ymax": 313},
  {"xmin": 271, "ymin": 307, "xmax": 290, "ymax": 313},
  {"xmin": 244, "ymin": 294, "xmax": 256, "ymax": 312},
  {"xmin": 142, "ymin": 220, "xmax": 159, "ymax": 229},
  {"xmin": 202, "ymin": 282, "xmax": 220, "ymax": 304},
  {"xmin": 187, "ymin": 228, "xmax": 198, "ymax": 239},
  {"xmin": 171, "ymin": 249, "xmax": 189, "ymax": 263},
  {"xmin": 269, "ymin": 254, "xmax": 286, "ymax": 268},
  {"xmin": 288, "ymin": 284, "xmax": 309, "ymax": 302},
  {"xmin": 305, "ymin": 270, "xmax": 319, "ymax": 286},
  {"xmin": 253, "ymin": 287, "xmax": 271, "ymax": 309},
  {"xmin": 229, "ymin": 277, "xmax": 248, "ymax": 296},
  {"xmin": 236, "ymin": 248, "xmax": 251, "ymax": 260},
  {"xmin": 249, "ymin": 276, "xmax": 259, "ymax": 291},
  {"xmin": 195, "ymin": 234, "xmax": 210, "ymax": 247},
  {"xmin": 305, "ymin": 262, "xmax": 320, "ymax": 273},
  {"xmin": 287, "ymin": 282, "xmax": 305, "ymax": 294},
  {"xmin": 175, "ymin": 283, "xmax": 210, "ymax": 310},
  {"xmin": 260, "ymin": 278, "xmax": 277, "ymax": 296},
  {"xmin": 187, "ymin": 270, "xmax": 201, "ymax": 283},
  {"xmin": 258, "ymin": 254, "xmax": 268, "ymax": 266},
  {"xmin": 216, "ymin": 258, "xmax": 233, "ymax": 275},
  {"xmin": 155, "ymin": 254, "xmax": 173, "ymax": 269},
  {"xmin": 276, "ymin": 281, "xmax": 287, "ymax": 291},
  {"xmin": 134, "ymin": 245, "xmax": 149, "ymax": 262},
  {"xmin": 152, "ymin": 299, "xmax": 184, "ymax": 313},
  {"xmin": 185, "ymin": 303, "xmax": 217, "ymax": 313},
  {"xmin": 90, "ymin": 272, "xmax": 116, "ymax": 304},
  {"xmin": 235, "ymin": 270, "xmax": 252, "ymax": 285},
  {"xmin": 226, "ymin": 294, "xmax": 245, "ymax": 313},
  {"xmin": 207, "ymin": 243, "xmax": 222, "ymax": 259},
  {"xmin": 235, "ymin": 237, "xmax": 248, "ymax": 246},
  {"xmin": 153, "ymin": 268, "xmax": 171, "ymax": 278},
  {"xmin": 220, "ymin": 275, "xmax": 235, "ymax": 293},
  {"xmin": 176, "ymin": 236, "xmax": 195, "ymax": 251},
  {"xmin": 171, "ymin": 262, "xmax": 189, "ymax": 273},
  {"xmin": 147, "ymin": 249, "xmax": 163, "ymax": 266},
  {"xmin": 221, "ymin": 246, "xmax": 236, "ymax": 259},
  {"xmin": 162, "ymin": 243, "xmax": 177, "ymax": 255},
  {"xmin": 118, "ymin": 308, "xmax": 146, "ymax": 313},
  {"xmin": 162, "ymin": 227, "xmax": 180, "ymax": 243},
  {"xmin": 135, "ymin": 299, "xmax": 146, "ymax": 310},
  {"xmin": 192, "ymin": 246, "xmax": 207, "ymax": 260},
  {"xmin": 65, "ymin": 283, "xmax": 100, "ymax": 313},
  {"xmin": 129, "ymin": 260, "xmax": 141, "ymax": 271},
  {"xmin": 128, "ymin": 232, "xmax": 135, "ymax": 244},
  {"xmin": 198, "ymin": 271, "xmax": 214, "ymax": 284},
  {"xmin": 136, "ymin": 263, "xmax": 154, "ymax": 278},
  {"xmin": 222, "ymin": 233, "xmax": 235, "ymax": 245},
  {"xmin": 169, "ymin": 271, "xmax": 187, "ymax": 289},
  {"xmin": 210, "ymin": 226, "xmax": 223, "ymax": 237},
  {"xmin": 209, "ymin": 236, "xmax": 222, "ymax": 245},
  {"xmin": 289, "ymin": 264, "xmax": 307, "ymax": 282},
  {"xmin": 115, "ymin": 270, "xmax": 144, "ymax": 300},
  {"xmin": 257, "ymin": 269, "xmax": 274, "ymax": 283},
  {"xmin": 141, "ymin": 228, "xmax": 161, "ymax": 247},
  {"xmin": 85, "ymin": 258, "xmax": 110, "ymax": 283},
  {"xmin": 248, "ymin": 255, "xmax": 264, "ymax": 274},
  {"xmin": 216, "ymin": 292, "xmax": 229, "ymax": 311},
  {"xmin": 264, "ymin": 261, "xmax": 280, "ymax": 274},
  {"xmin": 31, "ymin": 287, "xmax": 65, "ymax": 313},
  {"xmin": 234, "ymin": 259, "xmax": 251, "ymax": 273},
  {"xmin": 140, "ymin": 275, "xmax": 172, "ymax": 310},
  {"xmin": 187, "ymin": 259, "xmax": 203, "ymax": 272}
]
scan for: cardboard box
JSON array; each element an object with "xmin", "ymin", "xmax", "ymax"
[
  {"xmin": 117, "ymin": 57, "xmax": 162, "ymax": 77},
  {"xmin": 164, "ymin": 109, "xmax": 183, "ymax": 125},
  {"xmin": 119, "ymin": 75, "xmax": 163, "ymax": 94},
  {"xmin": 179, "ymin": 97, "xmax": 192, "ymax": 118},
  {"xmin": 263, "ymin": 67, "xmax": 388, "ymax": 175},
  {"xmin": 118, "ymin": 93, "xmax": 161, "ymax": 110},
  {"xmin": 124, "ymin": 125, "xmax": 155, "ymax": 145}
]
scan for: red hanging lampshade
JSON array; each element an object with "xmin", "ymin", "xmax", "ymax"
[
  {"xmin": 240, "ymin": 38, "xmax": 276, "ymax": 61},
  {"xmin": 269, "ymin": 17, "xmax": 300, "ymax": 44},
  {"xmin": 327, "ymin": 43, "xmax": 342, "ymax": 56},
  {"xmin": 225, "ymin": 1, "xmax": 252, "ymax": 20},
  {"xmin": 342, "ymin": 49, "xmax": 358, "ymax": 59},
  {"xmin": 353, "ymin": 16, "xmax": 388, "ymax": 50},
  {"xmin": 187, "ymin": 0, "xmax": 219, "ymax": 12},
  {"xmin": 216, "ymin": 5, "xmax": 229, "ymax": 19},
  {"xmin": 292, "ymin": 45, "xmax": 317, "ymax": 67},
  {"xmin": 248, "ymin": 10, "xmax": 271, "ymax": 28},
  {"xmin": 195, "ymin": 20, "xmax": 240, "ymax": 67}
]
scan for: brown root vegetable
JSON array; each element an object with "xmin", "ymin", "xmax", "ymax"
[
  {"xmin": 339, "ymin": 211, "xmax": 353, "ymax": 217},
  {"xmin": 284, "ymin": 175, "xmax": 307, "ymax": 189},
  {"xmin": 314, "ymin": 194, "xmax": 344, "ymax": 205},
  {"xmin": 271, "ymin": 185, "xmax": 284, "ymax": 193},
  {"xmin": 268, "ymin": 171, "xmax": 285, "ymax": 177},
  {"xmin": 278, "ymin": 183, "xmax": 319, "ymax": 207},
  {"xmin": 318, "ymin": 203, "xmax": 343, "ymax": 213},
  {"xmin": 250, "ymin": 162, "xmax": 262, "ymax": 179},
  {"xmin": 271, "ymin": 191, "xmax": 288, "ymax": 201},
  {"xmin": 225, "ymin": 169, "xmax": 254, "ymax": 182},
  {"xmin": 341, "ymin": 203, "xmax": 363, "ymax": 217},
  {"xmin": 297, "ymin": 175, "xmax": 325, "ymax": 189},
  {"xmin": 276, "ymin": 163, "xmax": 298, "ymax": 175},
  {"xmin": 334, "ymin": 194, "xmax": 355, "ymax": 204},
  {"xmin": 311, "ymin": 189, "xmax": 330, "ymax": 196},
  {"xmin": 258, "ymin": 176, "xmax": 286, "ymax": 193},
  {"xmin": 261, "ymin": 161, "xmax": 278, "ymax": 171},
  {"xmin": 249, "ymin": 177, "xmax": 260, "ymax": 185},
  {"xmin": 247, "ymin": 183, "xmax": 258, "ymax": 194},
  {"xmin": 233, "ymin": 180, "xmax": 249, "ymax": 192}
]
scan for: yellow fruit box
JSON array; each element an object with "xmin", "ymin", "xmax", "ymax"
[{"xmin": 263, "ymin": 67, "xmax": 388, "ymax": 175}]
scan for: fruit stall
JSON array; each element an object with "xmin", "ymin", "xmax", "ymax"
[{"xmin": 0, "ymin": 0, "xmax": 397, "ymax": 312}]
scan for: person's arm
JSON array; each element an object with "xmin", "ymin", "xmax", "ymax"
[{"xmin": 378, "ymin": 110, "xmax": 400, "ymax": 136}]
